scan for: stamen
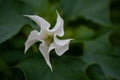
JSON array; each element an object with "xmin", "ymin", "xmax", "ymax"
[{"xmin": 45, "ymin": 35, "xmax": 53, "ymax": 46}]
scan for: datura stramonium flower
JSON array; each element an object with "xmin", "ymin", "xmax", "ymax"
[{"xmin": 24, "ymin": 12, "xmax": 72, "ymax": 71}]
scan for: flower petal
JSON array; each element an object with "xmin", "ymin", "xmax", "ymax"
[
  {"xmin": 53, "ymin": 36, "xmax": 72, "ymax": 56},
  {"xmin": 48, "ymin": 43, "xmax": 55, "ymax": 53},
  {"xmin": 25, "ymin": 30, "xmax": 40, "ymax": 53},
  {"xmin": 51, "ymin": 12, "xmax": 64, "ymax": 37},
  {"xmin": 39, "ymin": 43, "xmax": 53, "ymax": 71},
  {"xmin": 24, "ymin": 15, "xmax": 50, "ymax": 30}
]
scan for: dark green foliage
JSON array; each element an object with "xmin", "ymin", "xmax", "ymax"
[{"xmin": 0, "ymin": 0, "xmax": 120, "ymax": 80}]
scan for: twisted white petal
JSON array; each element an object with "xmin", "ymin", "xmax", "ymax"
[
  {"xmin": 24, "ymin": 15, "xmax": 50, "ymax": 30},
  {"xmin": 39, "ymin": 43, "xmax": 53, "ymax": 71},
  {"xmin": 25, "ymin": 30, "xmax": 40, "ymax": 53},
  {"xmin": 53, "ymin": 36, "xmax": 72, "ymax": 56},
  {"xmin": 51, "ymin": 12, "xmax": 64, "ymax": 37}
]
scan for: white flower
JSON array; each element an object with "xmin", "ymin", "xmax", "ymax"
[{"xmin": 24, "ymin": 12, "xmax": 72, "ymax": 71}]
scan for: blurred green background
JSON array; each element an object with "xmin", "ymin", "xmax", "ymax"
[{"xmin": 0, "ymin": 0, "xmax": 120, "ymax": 80}]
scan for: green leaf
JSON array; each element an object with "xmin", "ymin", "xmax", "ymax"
[
  {"xmin": 0, "ymin": 48, "xmax": 25, "ymax": 80},
  {"xmin": 60, "ymin": 0, "xmax": 111, "ymax": 26},
  {"xmin": 0, "ymin": 59, "xmax": 8, "ymax": 72},
  {"xmin": 21, "ymin": 0, "xmax": 49, "ymax": 14},
  {"xmin": 18, "ymin": 54, "xmax": 88, "ymax": 80},
  {"xmin": 111, "ymin": 0, "xmax": 120, "ymax": 26},
  {"xmin": 75, "ymin": 25, "xmax": 95, "ymax": 40},
  {"xmin": 10, "ymin": 68, "xmax": 25, "ymax": 80},
  {"xmin": 0, "ymin": 0, "xmax": 26, "ymax": 44},
  {"xmin": 0, "ymin": 51, "xmax": 24, "ymax": 66},
  {"xmin": 83, "ymin": 32, "xmax": 120, "ymax": 80},
  {"xmin": 86, "ymin": 64, "xmax": 107, "ymax": 80}
]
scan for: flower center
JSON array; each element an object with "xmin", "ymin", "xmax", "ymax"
[{"xmin": 45, "ymin": 35, "xmax": 53, "ymax": 46}]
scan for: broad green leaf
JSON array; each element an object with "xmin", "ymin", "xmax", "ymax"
[
  {"xmin": 10, "ymin": 68, "xmax": 25, "ymax": 80},
  {"xmin": 0, "ymin": 48, "xmax": 25, "ymax": 80},
  {"xmin": 0, "ymin": 51, "xmax": 24, "ymax": 66},
  {"xmin": 111, "ymin": 0, "xmax": 120, "ymax": 26},
  {"xmin": 75, "ymin": 25, "xmax": 95, "ymax": 40},
  {"xmin": 0, "ymin": 0, "xmax": 26, "ymax": 44},
  {"xmin": 60, "ymin": 0, "xmax": 111, "ymax": 26},
  {"xmin": 83, "ymin": 32, "xmax": 120, "ymax": 80},
  {"xmin": 18, "ymin": 54, "xmax": 88, "ymax": 80},
  {"xmin": 110, "ymin": 30, "xmax": 120, "ymax": 47},
  {"xmin": 86, "ymin": 64, "xmax": 107, "ymax": 80},
  {"xmin": 0, "ymin": 59, "xmax": 8, "ymax": 72},
  {"xmin": 21, "ymin": 0, "xmax": 49, "ymax": 14}
]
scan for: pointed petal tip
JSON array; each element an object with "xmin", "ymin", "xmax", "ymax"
[
  {"xmin": 23, "ymin": 15, "xmax": 38, "ymax": 18},
  {"xmin": 47, "ymin": 61, "xmax": 53, "ymax": 72},
  {"xmin": 23, "ymin": 15, "xmax": 29, "ymax": 17},
  {"xmin": 56, "ymin": 10, "xmax": 61, "ymax": 18},
  {"xmin": 56, "ymin": 10, "xmax": 59, "ymax": 15},
  {"xmin": 70, "ymin": 38, "xmax": 74, "ymax": 41},
  {"xmin": 23, "ymin": 15, "xmax": 33, "ymax": 19},
  {"xmin": 69, "ymin": 38, "xmax": 74, "ymax": 43},
  {"xmin": 50, "ymin": 66, "xmax": 53, "ymax": 72},
  {"xmin": 67, "ymin": 39, "xmax": 74, "ymax": 42},
  {"xmin": 24, "ymin": 47, "xmax": 28, "ymax": 54},
  {"xmin": 24, "ymin": 49, "xmax": 27, "ymax": 54},
  {"xmin": 24, "ymin": 42, "xmax": 28, "ymax": 53},
  {"xmin": 23, "ymin": 15, "xmax": 33, "ymax": 18}
]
